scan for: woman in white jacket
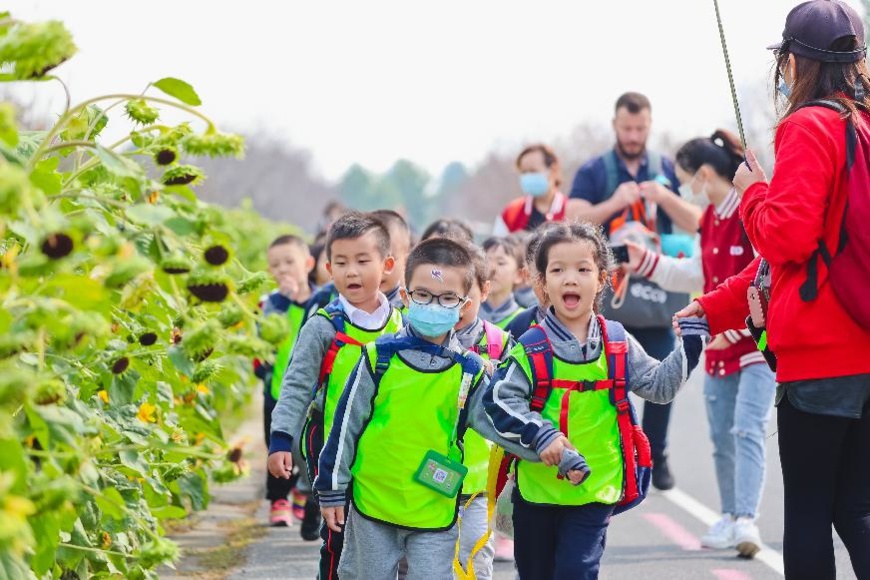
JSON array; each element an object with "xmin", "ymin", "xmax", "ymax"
[{"xmin": 627, "ymin": 130, "xmax": 776, "ymax": 559}]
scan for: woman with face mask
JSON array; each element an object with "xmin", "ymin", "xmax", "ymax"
[
  {"xmin": 674, "ymin": 2, "xmax": 870, "ymax": 578},
  {"xmin": 625, "ymin": 129, "xmax": 776, "ymax": 559},
  {"xmin": 493, "ymin": 143, "xmax": 567, "ymax": 235}
]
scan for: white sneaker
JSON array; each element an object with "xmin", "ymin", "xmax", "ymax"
[
  {"xmin": 701, "ymin": 515, "xmax": 736, "ymax": 549},
  {"xmin": 734, "ymin": 517, "xmax": 762, "ymax": 559}
]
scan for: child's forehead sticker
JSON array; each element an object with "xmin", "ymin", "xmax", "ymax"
[{"xmin": 431, "ymin": 268, "xmax": 444, "ymax": 283}]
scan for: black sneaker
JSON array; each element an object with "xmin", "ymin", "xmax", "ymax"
[
  {"xmin": 652, "ymin": 456, "xmax": 675, "ymax": 491},
  {"xmin": 300, "ymin": 498, "xmax": 321, "ymax": 541}
]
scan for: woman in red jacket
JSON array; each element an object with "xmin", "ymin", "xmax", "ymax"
[
  {"xmin": 492, "ymin": 144, "xmax": 567, "ymax": 235},
  {"xmin": 676, "ymin": 2, "xmax": 870, "ymax": 578}
]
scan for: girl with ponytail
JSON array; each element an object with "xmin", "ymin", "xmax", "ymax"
[{"xmin": 625, "ymin": 128, "xmax": 776, "ymax": 559}]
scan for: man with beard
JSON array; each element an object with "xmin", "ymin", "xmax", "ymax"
[{"xmin": 568, "ymin": 92, "xmax": 701, "ymax": 491}]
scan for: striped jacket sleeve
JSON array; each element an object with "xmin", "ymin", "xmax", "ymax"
[
  {"xmin": 482, "ymin": 359, "xmax": 563, "ymax": 456},
  {"xmin": 635, "ymin": 241, "xmax": 705, "ymax": 294},
  {"xmin": 313, "ymin": 354, "xmax": 377, "ymax": 508}
]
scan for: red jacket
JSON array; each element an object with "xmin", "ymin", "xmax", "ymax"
[{"xmin": 701, "ymin": 106, "xmax": 870, "ymax": 382}]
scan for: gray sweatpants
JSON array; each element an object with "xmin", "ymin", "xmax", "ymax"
[
  {"xmin": 456, "ymin": 495, "xmax": 494, "ymax": 580},
  {"xmin": 338, "ymin": 504, "xmax": 459, "ymax": 580}
]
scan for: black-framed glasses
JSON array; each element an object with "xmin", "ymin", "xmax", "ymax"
[{"xmin": 407, "ymin": 288, "xmax": 466, "ymax": 309}]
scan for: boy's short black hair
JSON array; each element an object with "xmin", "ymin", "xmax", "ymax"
[
  {"xmin": 482, "ymin": 236, "xmax": 524, "ymax": 270},
  {"xmin": 270, "ymin": 234, "xmax": 309, "ymax": 252},
  {"xmin": 465, "ymin": 243, "xmax": 489, "ymax": 291},
  {"xmin": 420, "ymin": 218, "xmax": 474, "ymax": 243},
  {"xmin": 370, "ymin": 210, "xmax": 410, "ymax": 239},
  {"xmin": 405, "ymin": 238, "xmax": 475, "ymax": 294},
  {"xmin": 326, "ymin": 212, "xmax": 391, "ymax": 261}
]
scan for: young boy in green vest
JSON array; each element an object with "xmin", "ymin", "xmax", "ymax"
[
  {"xmin": 258, "ymin": 235, "xmax": 315, "ymax": 528},
  {"xmin": 267, "ymin": 213, "xmax": 404, "ymax": 575},
  {"xmin": 371, "ymin": 209, "xmax": 412, "ymax": 310},
  {"xmin": 315, "ymin": 238, "xmax": 552, "ymax": 580}
]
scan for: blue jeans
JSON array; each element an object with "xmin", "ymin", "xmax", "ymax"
[{"xmin": 704, "ymin": 363, "xmax": 776, "ymax": 518}]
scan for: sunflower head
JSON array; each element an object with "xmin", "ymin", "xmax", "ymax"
[
  {"xmin": 0, "ymin": 20, "xmax": 77, "ymax": 79},
  {"xmin": 162, "ymin": 164, "xmax": 204, "ymax": 187},
  {"xmin": 124, "ymin": 98, "xmax": 159, "ymax": 126},
  {"xmin": 182, "ymin": 131, "xmax": 245, "ymax": 159}
]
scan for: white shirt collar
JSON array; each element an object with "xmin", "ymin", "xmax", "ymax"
[
  {"xmin": 714, "ymin": 188, "xmax": 740, "ymax": 220},
  {"xmin": 338, "ymin": 292, "xmax": 391, "ymax": 330}
]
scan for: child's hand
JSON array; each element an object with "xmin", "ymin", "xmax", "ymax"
[
  {"xmin": 567, "ymin": 469, "xmax": 588, "ymax": 485},
  {"xmin": 322, "ymin": 505, "xmax": 346, "ymax": 532},
  {"xmin": 267, "ymin": 451, "xmax": 293, "ymax": 479},
  {"xmin": 483, "ymin": 359, "xmax": 494, "ymax": 376},
  {"xmin": 540, "ymin": 435, "xmax": 573, "ymax": 466},
  {"xmin": 672, "ymin": 301, "xmax": 705, "ymax": 336},
  {"xmin": 278, "ymin": 276, "xmax": 299, "ymax": 298},
  {"xmin": 705, "ymin": 334, "xmax": 730, "ymax": 351}
]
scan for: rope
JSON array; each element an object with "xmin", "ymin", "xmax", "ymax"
[{"xmin": 712, "ymin": 0, "xmax": 749, "ymax": 156}]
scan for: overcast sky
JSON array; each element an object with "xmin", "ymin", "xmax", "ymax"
[{"xmin": 6, "ymin": 0, "xmax": 865, "ymax": 180}]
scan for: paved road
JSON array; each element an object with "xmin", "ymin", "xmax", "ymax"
[{"xmin": 229, "ymin": 364, "xmax": 858, "ymax": 579}]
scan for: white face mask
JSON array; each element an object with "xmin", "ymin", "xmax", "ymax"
[{"xmin": 678, "ymin": 174, "xmax": 710, "ymax": 208}]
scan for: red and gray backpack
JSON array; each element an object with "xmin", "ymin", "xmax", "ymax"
[
  {"xmin": 799, "ymin": 100, "xmax": 870, "ymax": 329},
  {"xmin": 495, "ymin": 316, "xmax": 652, "ymax": 515}
]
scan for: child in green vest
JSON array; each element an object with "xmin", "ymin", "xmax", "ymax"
[
  {"xmin": 481, "ymin": 236, "xmax": 524, "ymax": 330},
  {"xmin": 371, "ymin": 209, "xmax": 413, "ymax": 310},
  {"xmin": 267, "ymin": 213, "xmax": 404, "ymax": 576},
  {"xmin": 315, "ymin": 238, "xmax": 553, "ymax": 580},
  {"xmin": 259, "ymin": 235, "xmax": 315, "ymax": 528},
  {"xmin": 484, "ymin": 221, "xmax": 706, "ymax": 579},
  {"xmin": 453, "ymin": 244, "xmax": 513, "ymax": 580}
]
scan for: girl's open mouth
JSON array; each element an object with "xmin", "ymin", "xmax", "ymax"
[{"xmin": 562, "ymin": 292, "xmax": 581, "ymax": 309}]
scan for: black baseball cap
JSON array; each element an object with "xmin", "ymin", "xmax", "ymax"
[{"xmin": 767, "ymin": 0, "xmax": 867, "ymax": 63}]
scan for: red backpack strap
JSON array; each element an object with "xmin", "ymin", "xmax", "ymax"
[
  {"xmin": 517, "ymin": 325, "xmax": 554, "ymax": 412},
  {"xmin": 316, "ymin": 305, "xmax": 363, "ymax": 389},
  {"xmin": 501, "ymin": 197, "xmax": 531, "ymax": 233},
  {"xmin": 599, "ymin": 316, "xmax": 652, "ymax": 510}
]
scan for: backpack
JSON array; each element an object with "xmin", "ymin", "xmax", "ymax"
[
  {"xmin": 468, "ymin": 320, "xmax": 508, "ymax": 362},
  {"xmin": 495, "ymin": 316, "xmax": 652, "ymax": 515},
  {"xmin": 798, "ymin": 99, "xmax": 870, "ymax": 329}
]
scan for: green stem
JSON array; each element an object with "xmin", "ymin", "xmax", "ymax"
[
  {"xmin": 30, "ymin": 93, "xmax": 216, "ymax": 170},
  {"xmin": 61, "ymin": 125, "xmax": 162, "ymax": 188},
  {"xmin": 58, "ymin": 543, "xmax": 134, "ymax": 559},
  {"xmin": 45, "ymin": 75, "xmax": 71, "ymax": 113},
  {"xmin": 231, "ymin": 293, "xmax": 259, "ymax": 323},
  {"xmin": 48, "ymin": 192, "xmax": 127, "ymax": 209},
  {"xmin": 36, "ymin": 327, "xmax": 45, "ymax": 371},
  {"xmin": 40, "ymin": 140, "xmax": 100, "ymax": 156}
]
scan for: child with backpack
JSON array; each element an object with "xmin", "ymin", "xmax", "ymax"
[
  {"xmin": 481, "ymin": 236, "xmax": 524, "ymax": 330},
  {"xmin": 453, "ymin": 244, "xmax": 514, "ymax": 579},
  {"xmin": 257, "ymin": 235, "xmax": 317, "ymax": 529},
  {"xmin": 315, "ymin": 238, "xmax": 569, "ymax": 580},
  {"xmin": 484, "ymin": 221, "xmax": 705, "ymax": 579},
  {"xmin": 267, "ymin": 213, "xmax": 405, "ymax": 577}
]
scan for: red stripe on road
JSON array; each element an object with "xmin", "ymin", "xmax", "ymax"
[
  {"xmin": 642, "ymin": 513, "xmax": 702, "ymax": 551},
  {"xmin": 712, "ymin": 570, "xmax": 752, "ymax": 580}
]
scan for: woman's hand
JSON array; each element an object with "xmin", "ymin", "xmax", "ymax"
[
  {"xmin": 625, "ymin": 240, "xmax": 647, "ymax": 272},
  {"xmin": 733, "ymin": 149, "xmax": 768, "ymax": 196},
  {"xmin": 705, "ymin": 334, "xmax": 730, "ymax": 351},
  {"xmin": 672, "ymin": 301, "xmax": 705, "ymax": 336}
]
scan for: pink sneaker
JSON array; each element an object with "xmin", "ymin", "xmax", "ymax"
[
  {"xmin": 270, "ymin": 499, "xmax": 292, "ymax": 527},
  {"xmin": 494, "ymin": 535, "xmax": 515, "ymax": 562},
  {"xmin": 291, "ymin": 489, "xmax": 307, "ymax": 521}
]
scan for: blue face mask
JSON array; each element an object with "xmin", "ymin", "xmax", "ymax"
[
  {"xmin": 779, "ymin": 79, "xmax": 792, "ymax": 99},
  {"xmin": 520, "ymin": 172, "xmax": 550, "ymax": 198},
  {"xmin": 407, "ymin": 301, "xmax": 461, "ymax": 338}
]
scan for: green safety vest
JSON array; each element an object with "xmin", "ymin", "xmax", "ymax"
[
  {"xmin": 510, "ymin": 343, "xmax": 624, "ymax": 506},
  {"xmin": 351, "ymin": 340, "xmax": 484, "ymax": 530},
  {"xmin": 270, "ymin": 303, "xmax": 309, "ymax": 400},
  {"xmin": 318, "ymin": 306, "xmax": 404, "ymax": 438},
  {"xmin": 462, "ymin": 322, "xmax": 510, "ymax": 494},
  {"xmin": 494, "ymin": 308, "xmax": 521, "ymax": 331}
]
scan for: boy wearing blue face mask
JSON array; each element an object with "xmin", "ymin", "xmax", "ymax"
[
  {"xmin": 493, "ymin": 143, "xmax": 568, "ymax": 235},
  {"xmin": 315, "ymin": 238, "xmax": 565, "ymax": 580}
]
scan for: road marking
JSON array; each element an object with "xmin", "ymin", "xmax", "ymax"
[
  {"xmin": 712, "ymin": 569, "xmax": 752, "ymax": 580},
  {"xmin": 642, "ymin": 513, "xmax": 702, "ymax": 551},
  {"xmin": 661, "ymin": 488, "xmax": 785, "ymax": 576}
]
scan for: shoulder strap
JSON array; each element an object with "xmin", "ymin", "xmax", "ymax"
[
  {"xmin": 646, "ymin": 151, "xmax": 662, "ymax": 180},
  {"xmin": 518, "ymin": 325, "xmax": 554, "ymax": 413},
  {"xmin": 316, "ymin": 302, "xmax": 364, "ymax": 387},
  {"xmin": 599, "ymin": 316, "xmax": 628, "ymax": 384},
  {"xmin": 603, "ymin": 151, "xmax": 620, "ymax": 199},
  {"xmin": 482, "ymin": 320, "xmax": 506, "ymax": 361},
  {"xmin": 502, "ymin": 197, "xmax": 530, "ymax": 232}
]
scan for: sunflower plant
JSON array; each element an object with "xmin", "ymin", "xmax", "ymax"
[{"xmin": 0, "ymin": 13, "xmax": 286, "ymax": 579}]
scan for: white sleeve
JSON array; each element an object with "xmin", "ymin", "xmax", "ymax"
[{"xmin": 636, "ymin": 239, "xmax": 705, "ymax": 294}]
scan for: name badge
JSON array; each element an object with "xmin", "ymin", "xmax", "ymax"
[{"xmin": 413, "ymin": 450, "xmax": 467, "ymax": 498}]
